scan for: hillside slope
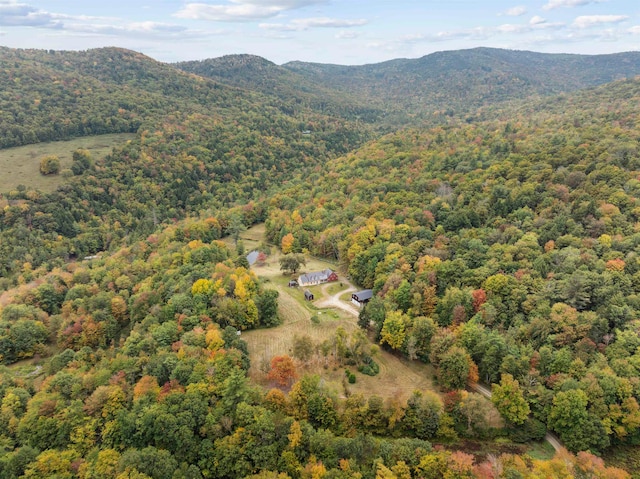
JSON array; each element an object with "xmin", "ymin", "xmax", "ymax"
[
  {"xmin": 0, "ymin": 46, "xmax": 370, "ymax": 278},
  {"xmin": 176, "ymin": 54, "xmax": 383, "ymax": 123},
  {"xmin": 0, "ymin": 47, "xmax": 370, "ymax": 149},
  {"xmin": 264, "ymin": 76, "xmax": 640, "ymax": 455},
  {"xmin": 176, "ymin": 48, "xmax": 640, "ymax": 127}
]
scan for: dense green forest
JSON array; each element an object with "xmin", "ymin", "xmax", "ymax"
[
  {"xmin": 1, "ymin": 46, "xmax": 640, "ymax": 478},
  {"xmin": 175, "ymin": 55, "xmax": 383, "ymax": 125},
  {"xmin": 0, "ymin": 47, "xmax": 370, "ymax": 280}
]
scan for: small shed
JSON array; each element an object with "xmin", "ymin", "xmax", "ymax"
[
  {"xmin": 246, "ymin": 250, "xmax": 260, "ymax": 266},
  {"xmin": 304, "ymin": 289, "xmax": 314, "ymax": 301},
  {"xmin": 351, "ymin": 289, "xmax": 373, "ymax": 307},
  {"xmin": 288, "ymin": 280, "xmax": 298, "ymax": 287}
]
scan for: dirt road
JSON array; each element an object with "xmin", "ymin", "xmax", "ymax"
[
  {"xmin": 470, "ymin": 382, "xmax": 564, "ymax": 452},
  {"xmin": 315, "ymin": 281, "xmax": 360, "ymax": 317}
]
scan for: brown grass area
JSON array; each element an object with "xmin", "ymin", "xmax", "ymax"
[
  {"xmin": 0, "ymin": 133, "xmax": 135, "ymax": 193},
  {"xmin": 241, "ymin": 224, "xmax": 437, "ymax": 402},
  {"xmin": 0, "ymin": 278, "xmax": 45, "ymax": 307},
  {"xmin": 0, "ymin": 267, "xmax": 74, "ymax": 307}
]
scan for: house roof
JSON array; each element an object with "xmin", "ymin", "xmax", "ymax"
[
  {"xmin": 246, "ymin": 250, "xmax": 260, "ymax": 266},
  {"xmin": 352, "ymin": 290, "xmax": 373, "ymax": 302},
  {"xmin": 298, "ymin": 269, "xmax": 334, "ymax": 284}
]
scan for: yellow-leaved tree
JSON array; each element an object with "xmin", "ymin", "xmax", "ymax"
[{"xmin": 281, "ymin": 233, "xmax": 295, "ymax": 253}]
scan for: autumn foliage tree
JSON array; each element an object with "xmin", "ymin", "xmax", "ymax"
[
  {"xmin": 281, "ymin": 233, "xmax": 295, "ymax": 254},
  {"xmin": 491, "ymin": 373, "xmax": 530, "ymax": 425},
  {"xmin": 279, "ymin": 254, "xmax": 306, "ymax": 275},
  {"xmin": 39, "ymin": 155, "xmax": 60, "ymax": 175},
  {"xmin": 267, "ymin": 355, "xmax": 297, "ymax": 387}
]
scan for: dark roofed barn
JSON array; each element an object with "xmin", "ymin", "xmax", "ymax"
[
  {"xmin": 351, "ymin": 289, "xmax": 373, "ymax": 307},
  {"xmin": 304, "ymin": 290, "xmax": 314, "ymax": 301}
]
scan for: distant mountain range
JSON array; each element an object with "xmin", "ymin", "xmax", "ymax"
[
  {"xmin": 2, "ymin": 46, "xmax": 640, "ymax": 150},
  {"xmin": 177, "ymin": 47, "xmax": 640, "ymax": 123}
]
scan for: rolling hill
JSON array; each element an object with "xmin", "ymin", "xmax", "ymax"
[
  {"xmin": 0, "ymin": 46, "xmax": 370, "ymax": 150},
  {"xmin": 175, "ymin": 54, "xmax": 383, "ymax": 124}
]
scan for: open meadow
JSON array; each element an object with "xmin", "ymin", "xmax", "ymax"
[
  {"xmin": 0, "ymin": 133, "xmax": 135, "ymax": 193},
  {"xmin": 235, "ymin": 225, "xmax": 437, "ymax": 402}
]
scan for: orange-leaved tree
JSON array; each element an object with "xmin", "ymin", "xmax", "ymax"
[{"xmin": 267, "ymin": 355, "xmax": 297, "ymax": 387}]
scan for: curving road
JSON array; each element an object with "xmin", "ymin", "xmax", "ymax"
[
  {"xmin": 469, "ymin": 382, "xmax": 564, "ymax": 453},
  {"xmin": 315, "ymin": 281, "xmax": 360, "ymax": 317}
]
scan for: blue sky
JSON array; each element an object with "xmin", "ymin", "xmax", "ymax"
[{"xmin": 0, "ymin": 0, "xmax": 638, "ymax": 64}]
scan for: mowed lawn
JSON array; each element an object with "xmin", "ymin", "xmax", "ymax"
[
  {"xmin": 0, "ymin": 133, "xmax": 135, "ymax": 193},
  {"xmin": 238, "ymin": 224, "xmax": 437, "ymax": 402}
]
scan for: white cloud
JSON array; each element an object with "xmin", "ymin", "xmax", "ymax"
[
  {"xmin": 0, "ymin": 1, "xmax": 62, "ymax": 28},
  {"xmin": 630, "ymin": 26, "xmax": 640, "ymax": 35},
  {"xmin": 390, "ymin": 18, "xmax": 572, "ymax": 50},
  {"xmin": 241, "ymin": 0, "xmax": 326, "ymax": 6},
  {"xmin": 497, "ymin": 23, "xmax": 528, "ymax": 34},
  {"xmin": 175, "ymin": 3, "xmax": 282, "ymax": 21},
  {"xmin": 543, "ymin": 0, "xmax": 601, "ymax": 11},
  {"xmin": 175, "ymin": 0, "xmax": 328, "ymax": 22},
  {"xmin": 294, "ymin": 17, "xmax": 367, "ymax": 28},
  {"xmin": 503, "ymin": 6, "xmax": 527, "ymax": 17},
  {"xmin": 335, "ymin": 30, "xmax": 359, "ymax": 39},
  {"xmin": 530, "ymin": 15, "xmax": 546, "ymax": 25},
  {"xmin": 0, "ymin": 1, "xmax": 206, "ymax": 39},
  {"xmin": 260, "ymin": 17, "xmax": 367, "ymax": 31},
  {"xmin": 259, "ymin": 22, "xmax": 299, "ymax": 31},
  {"xmin": 66, "ymin": 21, "xmax": 197, "ymax": 38},
  {"xmin": 572, "ymin": 15, "xmax": 628, "ymax": 28}
]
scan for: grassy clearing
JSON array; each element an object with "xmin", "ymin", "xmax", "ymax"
[
  {"xmin": 244, "ymin": 296, "xmax": 436, "ymax": 403},
  {"xmin": 0, "ymin": 133, "xmax": 135, "ymax": 193},
  {"xmin": 326, "ymin": 283, "xmax": 345, "ymax": 296},
  {"xmin": 523, "ymin": 440, "xmax": 556, "ymax": 461},
  {"xmin": 339, "ymin": 290, "xmax": 355, "ymax": 302},
  {"xmin": 240, "ymin": 223, "xmax": 438, "ymax": 402},
  {"xmin": 6, "ymin": 356, "xmax": 39, "ymax": 371}
]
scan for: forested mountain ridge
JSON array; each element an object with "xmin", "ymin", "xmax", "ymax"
[
  {"xmin": 283, "ymin": 47, "xmax": 640, "ymax": 118},
  {"xmin": 175, "ymin": 54, "xmax": 383, "ymax": 124},
  {"xmin": 0, "ymin": 46, "xmax": 370, "ymax": 279},
  {"xmin": 2, "ymin": 44, "xmax": 640, "ymax": 478},
  {"xmin": 0, "ymin": 46, "xmax": 370, "ymax": 149}
]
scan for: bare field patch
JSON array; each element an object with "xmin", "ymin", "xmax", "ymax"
[{"xmin": 0, "ymin": 133, "xmax": 135, "ymax": 193}]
